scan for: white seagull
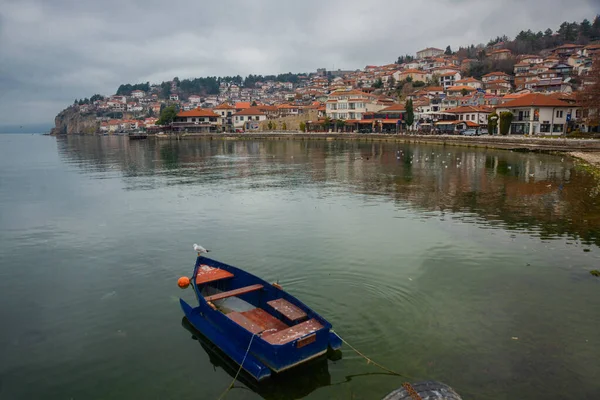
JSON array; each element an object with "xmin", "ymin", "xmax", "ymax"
[{"xmin": 193, "ymin": 244, "xmax": 210, "ymax": 255}]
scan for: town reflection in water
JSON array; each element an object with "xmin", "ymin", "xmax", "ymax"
[{"xmin": 56, "ymin": 136, "xmax": 600, "ymax": 247}]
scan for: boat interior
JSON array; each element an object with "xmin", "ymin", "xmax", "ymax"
[{"xmin": 194, "ymin": 264, "xmax": 324, "ymax": 345}]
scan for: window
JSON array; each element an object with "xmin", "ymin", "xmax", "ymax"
[
  {"xmin": 553, "ymin": 124, "xmax": 564, "ymax": 133},
  {"xmin": 576, "ymin": 109, "xmax": 582, "ymax": 118},
  {"xmin": 466, "ymin": 115, "xmax": 470, "ymax": 121},
  {"xmin": 556, "ymin": 110, "xmax": 563, "ymax": 118},
  {"xmin": 472, "ymin": 114, "xmax": 476, "ymax": 121},
  {"xmin": 540, "ymin": 124, "xmax": 551, "ymax": 133},
  {"xmin": 191, "ymin": 118, "xmax": 196, "ymax": 122}
]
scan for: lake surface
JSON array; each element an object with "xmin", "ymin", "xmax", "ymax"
[{"xmin": 1, "ymin": 134, "xmax": 600, "ymax": 400}]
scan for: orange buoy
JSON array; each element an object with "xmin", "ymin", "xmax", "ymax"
[{"xmin": 178, "ymin": 276, "xmax": 190, "ymax": 289}]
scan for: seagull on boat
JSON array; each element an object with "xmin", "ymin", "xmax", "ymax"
[{"xmin": 193, "ymin": 244, "xmax": 210, "ymax": 255}]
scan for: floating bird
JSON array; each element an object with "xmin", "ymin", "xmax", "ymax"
[
  {"xmin": 193, "ymin": 244, "xmax": 210, "ymax": 255},
  {"xmin": 529, "ymin": 174, "xmax": 535, "ymax": 177}
]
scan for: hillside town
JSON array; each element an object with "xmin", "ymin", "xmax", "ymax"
[{"xmin": 64, "ymin": 40, "xmax": 600, "ymax": 137}]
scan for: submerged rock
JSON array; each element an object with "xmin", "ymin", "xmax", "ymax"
[{"xmin": 382, "ymin": 381, "xmax": 462, "ymax": 400}]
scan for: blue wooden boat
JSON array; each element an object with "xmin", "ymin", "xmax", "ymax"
[{"xmin": 179, "ymin": 255, "xmax": 342, "ymax": 381}]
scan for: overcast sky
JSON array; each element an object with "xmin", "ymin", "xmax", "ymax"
[{"xmin": 0, "ymin": 0, "xmax": 598, "ymax": 126}]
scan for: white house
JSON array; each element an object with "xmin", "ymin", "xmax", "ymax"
[
  {"xmin": 127, "ymin": 102, "xmax": 143, "ymax": 112},
  {"xmin": 131, "ymin": 90, "xmax": 145, "ymax": 99},
  {"xmin": 440, "ymin": 72, "xmax": 462, "ymax": 90},
  {"xmin": 455, "ymin": 77, "xmax": 483, "ymax": 89},
  {"xmin": 188, "ymin": 95, "xmax": 202, "ymax": 104},
  {"xmin": 233, "ymin": 107, "xmax": 267, "ymax": 130},
  {"xmin": 169, "ymin": 94, "xmax": 179, "ymax": 101},
  {"xmin": 482, "ymin": 72, "xmax": 512, "ymax": 83},
  {"xmin": 325, "ymin": 89, "xmax": 383, "ymax": 121},
  {"xmin": 445, "ymin": 106, "xmax": 493, "ymax": 126},
  {"xmin": 495, "ymin": 93, "xmax": 576, "ymax": 135},
  {"xmin": 172, "ymin": 108, "xmax": 221, "ymax": 133}
]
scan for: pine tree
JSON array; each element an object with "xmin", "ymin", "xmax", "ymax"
[{"xmin": 405, "ymin": 99, "xmax": 414, "ymax": 128}]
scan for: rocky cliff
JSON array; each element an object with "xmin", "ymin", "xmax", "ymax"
[{"xmin": 50, "ymin": 107, "xmax": 99, "ymax": 135}]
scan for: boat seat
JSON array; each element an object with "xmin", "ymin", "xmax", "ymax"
[
  {"xmin": 195, "ymin": 265, "xmax": 234, "ymax": 285},
  {"xmin": 263, "ymin": 319, "xmax": 323, "ymax": 345},
  {"xmin": 204, "ymin": 284, "xmax": 264, "ymax": 302},
  {"xmin": 242, "ymin": 308, "xmax": 288, "ymax": 335},
  {"xmin": 227, "ymin": 308, "xmax": 289, "ymax": 336},
  {"xmin": 227, "ymin": 312, "xmax": 264, "ymax": 334},
  {"xmin": 267, "ymin": 299, "xmax": 307, "ymax": 322}
]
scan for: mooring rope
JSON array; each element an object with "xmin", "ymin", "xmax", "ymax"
[
  {"xmin": 216, "ymin": 333, "xmax": 257, "ymax": 400},
  {"xmin": 217, "ymin": 330, "xmax": 423, "ymax": 400},
  {"xmin": 331, "ymin": 330, "xmax": 423, "ymax": 400}
]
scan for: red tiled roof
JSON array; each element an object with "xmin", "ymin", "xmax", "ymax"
[
  {"xmin": 177, "ymin": 108, "xmax": 219, "ymax": 118},
  {"xmin": 235, "ymin": 102, "xmax": 251, "ymax": 109},
  {"xmin": 444, "ymin": 106, "xmax": 492, "ymax": 113},
  {"xmin": 483, "ymin": 71, "xmax": 510, "ymax": 77},
  {"xmin": 497, "ymin": 93, "xmax": 571, "ymax": 108},
  {"xmin": 233, "ymin": 107, "xmax": 266, "ymax": 116},
  {"xmin": 214, "ymin": 102, "xmax": 234, "ymax": 110},
  {"xmin": 425, "ymin": 86, "xmax": 444, "ymax": 91},
  {"xmin": 379, "ymin": 104, "xmax": 406, "ymax": 112},
  {"xmin": 446, "ymin": 85, "xmax": 477, "ymax": 92}
]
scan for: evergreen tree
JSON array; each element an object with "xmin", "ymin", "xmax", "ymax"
[
  {"xmin": 445, "ymin": 45, "xmax": 452, "ymax": 55},
  {"xmin": 405, "ymin": 99, "xmax": 414, "ymax": 127}
]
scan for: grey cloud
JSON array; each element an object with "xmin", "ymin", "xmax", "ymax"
[{"xmin": 0, "ymin": 0, "xmax": 597, "ymax": 125}]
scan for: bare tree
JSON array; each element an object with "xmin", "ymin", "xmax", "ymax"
[{"xmin": 578, "ymin": 56, "xmax": 600, "ymax": 130}]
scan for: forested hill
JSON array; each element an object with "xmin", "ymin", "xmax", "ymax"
[
  {"xmin": 113, "ymin": 16, "xmax": 599, "ymax": 99},
  {"xmin": 115, "ymin": 73, "xmax": 306, "ymax": 99},
  {"xmin": 395, "ymin": 15, "xmax": 600, "ymax": 80}
]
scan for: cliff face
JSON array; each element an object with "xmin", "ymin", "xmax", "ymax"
[{"xmin": 50, "ymin": 107, "xmax": 99, "ymax": 135}]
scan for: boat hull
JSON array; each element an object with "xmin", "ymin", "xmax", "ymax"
[
  {"xmin": 180, "ymin": 256, "xmax": 341, "ymax": 381},
  {"xmin": 180, "ymin": 298, "xmax": 272, "ymax": 381}
]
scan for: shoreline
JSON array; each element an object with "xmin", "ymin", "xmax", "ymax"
[
  {"xmin": 150, "ymin": 132, "xmax": 600, "ymax": 152},
  {"xmin": 568, "ymin": 151, "xmax": 600, "ymax": 167}
]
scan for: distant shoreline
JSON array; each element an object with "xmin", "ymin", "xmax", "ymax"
[{"xmin": 145, "ymin": 132, "xmax": 600, "ymax": 152}]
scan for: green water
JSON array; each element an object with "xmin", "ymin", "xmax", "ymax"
[{"xmin": 1, "ymin": 134, "xmax": 599, "ymax": 400}]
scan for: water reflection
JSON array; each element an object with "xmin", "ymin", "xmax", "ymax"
[
  {"xmin": 56, "ymin": 136, "xmax": 600, "ymax": 247},
  {"xmin": 181, "ymin": 318, "xmax": 332, "ymax": 399}
]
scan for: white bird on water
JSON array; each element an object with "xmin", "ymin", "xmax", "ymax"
[{"xmin": 193, "ymin": 244, "xmax": 210, "ymax": 255}]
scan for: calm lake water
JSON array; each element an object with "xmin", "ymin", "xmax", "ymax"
[{"xmin": 1, "ymin": 134, "xmax": 600, "ymax": 400}]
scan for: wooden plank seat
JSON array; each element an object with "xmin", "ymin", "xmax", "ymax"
[
  {"xmin": 263, "ymin": 319, "xmax": 323, "ymax": 345},
  {"xmin": 227, "ymin": 312, "xmax": 263, "ymax": 334},
  {"xmin": 204, "ymin": 284, "xmax": 264, "ymax": 302},
  {"xmin": 242, "ymin": 308, "xmax": 288, "ymax": 335},
  {"xmin": 267, "ymin": 298, "xmax": 307, "ymax": 322},
  {"xmin": 227, "ymin": 312, "xmax": 264, "ymax": 334},
  {"xmin": 227, "ymin": 308, "xmax": 289, "ymax": 336},
  {"xmin": 195, "ymin": 265, "xmax": 234, "ymax": 285}
]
